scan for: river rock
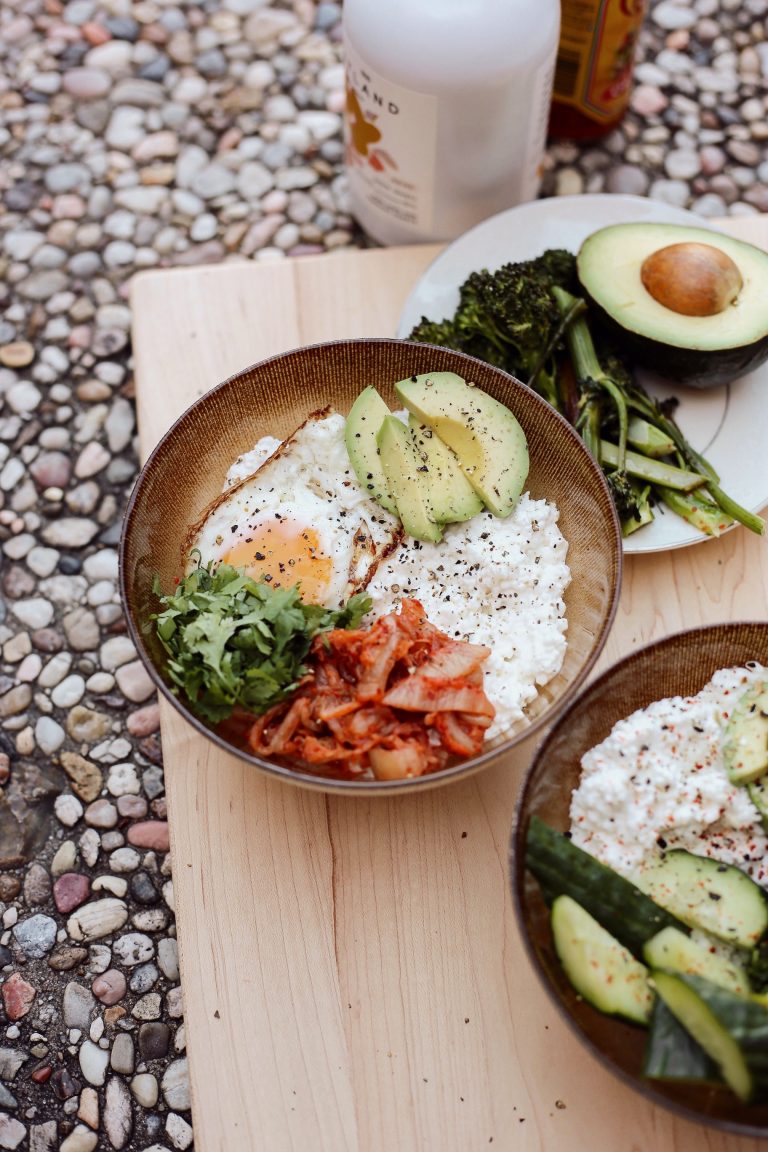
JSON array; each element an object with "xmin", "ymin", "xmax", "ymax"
[{"xmin": 67, "ymin": 898, "xmax": 128, "ymax": 941}]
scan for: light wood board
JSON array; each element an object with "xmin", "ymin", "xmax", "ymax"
[{"xmin": 131, "ymin": 215, "xmax": 768, "ymax": 1152}]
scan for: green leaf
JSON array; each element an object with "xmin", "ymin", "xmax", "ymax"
[{"xmin": 151, "ymin": 559, "xmax": 370, "ymax": 723}]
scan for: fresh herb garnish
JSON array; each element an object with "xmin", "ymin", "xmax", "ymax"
[{"xmin": 152, "ymin": 561, "xmax": 371, "ymax": 724}]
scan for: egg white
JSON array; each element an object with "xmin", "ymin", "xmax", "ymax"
[{"xmin": 184, "ymin": 408, "xmax": 402, "ymax": 607}]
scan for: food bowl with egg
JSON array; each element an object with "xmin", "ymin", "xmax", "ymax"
[
  {"xmin": 510, "ymin": 620, "xmax": 768, "ymax": 1136},
  {"xmin": 120, "ymin": 337, "xmax": 622, "ymax": 794}
]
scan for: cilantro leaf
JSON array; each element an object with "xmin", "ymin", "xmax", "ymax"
[{"xmin": 151, "ymin": 562, "xmax": 371, "ymax": 724}]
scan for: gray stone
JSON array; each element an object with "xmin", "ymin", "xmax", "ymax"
[
  {"xmin": 17, "ymin": 271, "xmax": 69, "ymax": 301},
  {"xmin": 166, "ymin": 1113, "xmax": 194, "ymax": 1150},
  {"xmin": 110, "ymin": 1033, "xmax": 135, "ymax": 1075},
  {"xmin": 130, "ymin": 1072, "xmax": 159, "ymax": 1108},
  {"xmin": 113, "ymin": 931, "xmax": 154, "ymax": 966},
  {"xmin": 129, "ymin": 960, "xmax": 159, "ymax": 993},
  {"xmin": 104, "ymin": 1076, "xmax": 133, "ymax": 1150},
  {"xmin": 78, "ymin": 1039, "xmax": 109, "ymax": 1087},
  {"xmin": 41, "ymin": 518, "xmax": 99, "ymax": 548},
  {"xmin": 23, "ymin": 863, "xmax": 52, "ymax": 905},
  {"xmin": 0, "ymin": 1116, "xmax": 26, "ymax": 1151},
  {"xmin": 45, "ymin": 163, "xmax": 91, "ymax": 195},
  {"xmin": 12, "ymin": 913, "xmax": 57, "ymax": 958},
  {"xmin": 63, "ymin": 981, "xmax": 95, "ymax": 1029},
  {"xmin": 0, "ymin": 1047, "xmax": 28, "ymax": 1080},
  {"xmin": 157, "ymin": 938, "xmax": 179, "ymax": 981},
  {"xmin": 161, "ymin": 1058, "xmax": 190, "ymax": 1110},
  {"xmin": 132, "ymin": 991, "xmax": 162, "ymax": 1020},
  {"xmin": 59, "ymin": 1127, "xmax": 98, "ymax": 1152},
  {"xmin": 28, "ymin": 1121, "xmax": 57, "ymax": 1152},
  {"xmin": 190, "ymin": 163, "xmax": 236, "ymax": 199}
]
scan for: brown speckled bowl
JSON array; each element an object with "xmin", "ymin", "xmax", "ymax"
[
  {"xmin": 120, "ymin": 337, "xmax": 622, "ymax": 794},
  {"xmin": 510, "ymin": 621, "xmax": 768, "ymax": 1137}
]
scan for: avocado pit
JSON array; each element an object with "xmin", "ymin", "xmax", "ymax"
[{"xmin": 640, "ymin": 241, "xmax": 743, "ymax": 318}]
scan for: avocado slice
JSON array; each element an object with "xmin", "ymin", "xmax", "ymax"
[
  {"xmin": 408, "ymin": 415, "xmax": 483, "ymax": 524},
  {"xmin": 376, "ymin": 415, "xmax": 442, "ymax": 543},
  {"xmin": 344, "ymin": 386, "xmax": 398, "ymax": 516},
  {"xmin": 723, "ymin": 681, "xmax": 768, "ymax": 785},
  {"xmin": 577, "ymin": 222, "xmax": 768, "ymax": 389},
  {"xmin": 394, "ymin": 371, "xmax": 529, "ymax": 518}
]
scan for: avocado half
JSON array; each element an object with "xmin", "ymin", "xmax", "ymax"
[{"xmin": 577, "ymin": 222, "xmax": 768, "ymax": 389}]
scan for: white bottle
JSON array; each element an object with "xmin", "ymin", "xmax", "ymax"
[{"xmin": 343, "ymin": 0, "xmax": 560, "ymax": 246}]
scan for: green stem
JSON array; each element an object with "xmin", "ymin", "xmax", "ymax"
[
  {"xmin": 700, "ymin": 480, "xmax": 765, "ymax": 536},
  {"xmin": 554, "ymin": 286, "xmax": 628, "ymax": 470},
  {"xmin": 658, "ymin": 487, "xmax": 734, "ymax": 537},
  {"xmin": 599, "ymin": 440, "xmax": 706, "ymax": 491},
  {"xmin": 526, "ymin": 295, "xmax": 586, "ymax": 398}
]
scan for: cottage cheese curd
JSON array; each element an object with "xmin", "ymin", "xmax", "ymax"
[
  {"xmin": 570, "ymin": 662, "xmax": 768, "ymax": 888},
  {"xmin": 366, "ymin": 493, "xmax": 570, "ymax": 740}
]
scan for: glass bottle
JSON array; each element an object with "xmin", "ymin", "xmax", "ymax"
[
  {"xmin": 548, "ymin": 0, "xmax": 647, "ymax": 141},
  {"xmin": 343, "ymin": 0, "xmax": 561, "ymax": 246}
]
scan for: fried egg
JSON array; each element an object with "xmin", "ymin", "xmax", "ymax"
[{"xmin": 184, "ymin": 408, "xmax": 401, "ymax": 607}]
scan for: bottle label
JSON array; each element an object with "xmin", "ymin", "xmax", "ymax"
[
  {"xmin": 343, "ymin": 36, "xmax": 437, "ymax": 234},
  {"xmin": 553, "ymin": 0, "xmax": 646, "ymax": 122}
]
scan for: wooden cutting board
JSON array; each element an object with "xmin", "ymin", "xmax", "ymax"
[{"xmin": 131, "ymin": 215, "xmax": 768, "ymax": 1152}]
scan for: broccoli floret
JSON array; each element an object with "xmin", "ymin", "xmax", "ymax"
[
  {"xmin": 407, "ymin": 249, "xmax": 579, "ymax": 410},
  {"xmin": 406, "ymin": 249, "xmax": 578, "ymax": 399},
  {"xmin": 606, "ymin": 471, "xmax": 639, "ymax": 520},
  {"xmin": 409, "ymin": 315, "xmax": 462, "ymax": 350},
  {"xmin": 527, "ymin": 248, "xmax": 579, "ymax": 295}
]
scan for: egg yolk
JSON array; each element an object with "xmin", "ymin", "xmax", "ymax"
[{"xmin": 223, "ymin": 520, "xmax": 334, "ymax": 604}]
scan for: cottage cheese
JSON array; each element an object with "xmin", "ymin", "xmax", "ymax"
[
  {"xmin": 366, "ymin": 493, "xmax": 570, "ymax": 740},
  {"xmin": 570, "ymin": 662, "xmax": 768, "ymax": 888}
]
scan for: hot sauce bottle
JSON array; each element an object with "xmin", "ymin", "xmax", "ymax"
[{"xmin": 548, "ymin": 0, "xmax": 647, "ymax": 141}]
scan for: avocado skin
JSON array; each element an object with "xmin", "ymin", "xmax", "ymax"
[{"xmin": 583, "ymin": 288, "xmax": 768, "ymax": 390}]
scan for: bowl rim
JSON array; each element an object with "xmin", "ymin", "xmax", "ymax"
[
  {"xmin": 119, "ymin": 335, "xmax": 623, "ymax": 795},
  {"xmin": 509, "ymin": 620, "xmax": 768, "ymax": 1137}
]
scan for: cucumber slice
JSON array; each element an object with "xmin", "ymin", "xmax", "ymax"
[
  {"xmin": 525, "ymin": 817, "xmax": 689, "ymax": 958},
  {"xmin": 643, "ymin": 998, "xmax": 719, "ymax": 1083},
  {"xmin": 723, "ymin": 681, "xmax": 768, "ymax": 785},
  {"xmin": 748, "ymin": 776, "xmax": 768, "ymax": 833},
  {"xmin": 634, "ymin": 849, "xmax": 768, "ymax": 949},
  {"xmin": 552, "ymin": 895, "xmax": 653, "ymax": 1025},
  {"xmin": 643, "ymin": 927, "xmax": 749, "ymax": 995},
  {"xmin": 748, "ymin": 938, "xmax": 768, "ymax": 993},
  {"xmin": 652, "ymin": 971, "xmax": 768, "ymax": 1103}
]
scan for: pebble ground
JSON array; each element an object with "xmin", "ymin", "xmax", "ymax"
[{"xmin": 0, "ymin": 1, "xmax": 766, "ymax": 1149}]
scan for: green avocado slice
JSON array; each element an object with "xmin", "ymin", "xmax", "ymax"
[{"xmin": 394, "ymin": 371, "xmax": 529, "ymax": 518}]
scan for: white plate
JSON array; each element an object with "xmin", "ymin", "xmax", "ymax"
[{"xmin": 396, "ymin": 193, "xmax": 768, "ymax": 554}]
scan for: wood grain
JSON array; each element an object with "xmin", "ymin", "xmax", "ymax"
[{"xmin": 131, "ymin": 217, "xmax": 768, "ymax": 1152}]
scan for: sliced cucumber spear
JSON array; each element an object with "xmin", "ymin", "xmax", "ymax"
[
  {"xmin": 643, "ymin": 997, "xmax": 719, "ymax": 1084},
  {"xmin": 643, "ymin": 926, "xmax": 749, "ymax": 995},
  {"xmin": 651, "ymin": 970, "xmax": 768, "ymax": 1103},
  {"xmin": 633, "ymin": 849, "xmax": 768, "ymax": 950},
  {"xmin": 552, "ymin": 895, "xmax": 653, "ymax": 1025},
  {"xmin": 723, "ymin": 681, "xmax": 768, "ymax": 785},
  {"xmin": 525, "ymin": 817, "xmax": 689, "ymax": 958}
]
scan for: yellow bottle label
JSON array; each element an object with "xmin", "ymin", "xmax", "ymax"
[{"xmin": 553, "ymin": 0, "xmax": 646, "ymax": 122}]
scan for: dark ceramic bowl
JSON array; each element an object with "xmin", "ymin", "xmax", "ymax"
[
  {"xmin": 510, "ymin": 621, "xmax": 768, "ymax": 1137},
  {"xmin": 120, "ymin": 337, "xmax": 622, "ymax": 794}
]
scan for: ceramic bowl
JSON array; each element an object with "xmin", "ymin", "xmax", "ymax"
[
  {"xmin": 510, "ymin": 620, "xmax": 768, "ymax": 1137},
  {"xmin": 120, "ymin": 337, "xmax": 622, "ymax": 794}
]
